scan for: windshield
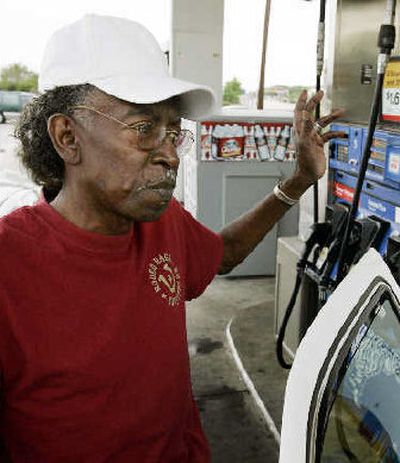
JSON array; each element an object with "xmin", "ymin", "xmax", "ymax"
[{"xmin": 319, "ymin": 294, "xmax": 400, "ymax": 462}]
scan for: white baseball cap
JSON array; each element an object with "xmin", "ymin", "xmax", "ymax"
[{"xmin": 39, "ymin": 14, "xmax": 216, "ymax": 119}]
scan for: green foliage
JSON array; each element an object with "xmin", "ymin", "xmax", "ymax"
[
  {"xmin": 223, "ymin": 77, "xmax": 244, "ymax": 106},
  {"xmin": 262, "ymin": 85, "xmax": 308, "ymax": 103},
  {"xmin": 0, "ymin": 63, "xmax": 38, "ymax": 92},
  {"xmin": 287, "ymin": 86, "xmax": 305, "ymax": 103}
]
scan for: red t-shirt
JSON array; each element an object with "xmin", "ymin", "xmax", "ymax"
[{"xmin": 0, "ymin": 197, "xmax": 223, "ymax": 462}]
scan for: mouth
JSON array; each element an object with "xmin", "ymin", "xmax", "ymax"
[
  {"xmin": 132, "ymin": 180, "xmax": 175, "ymax": 205},
  {"xmin": 147, "ymin": 185, "xmax": 175, "ymax": 201},
  {"xmin": 147, "ymin": 179, "xmax": 176, "ymax": 189},
  {"xmin": 135, "ymin": 171, "xmax": 177, "ymax": 200},
  {"xmin": 146, "ymin": 170, "xmax": 177, "ymax": 190}
]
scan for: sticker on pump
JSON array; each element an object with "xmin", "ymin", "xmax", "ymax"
[
  {"xmin": 382, "ymin": 58, "xmax": 400, "ymax": 122},
  {"xmin": 334, "ymin": 182, "xmax": 354, "ymax": 202},
  {"xmin": 389, "ymin": 152, "xmax": 400, "ymax": 174},
  {"xmin": 396, "ymin": 207, "xmax": 400, "ymax": 224}
]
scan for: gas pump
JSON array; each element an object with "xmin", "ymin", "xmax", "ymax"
[{"xmin": 276, "ymin": 0, "xmax": 400, "ymax": 369}]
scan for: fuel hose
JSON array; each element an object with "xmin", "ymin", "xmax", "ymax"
[
  {"xmin": 313, "ymin": 0, "xmax": 326, "ymax": 224},
  {"xmin": 276, "ymin": 222, "xmax": 332, "ymax": 369},
  {"xmin": 276, "ymin": 0, "xmax": 327, "ymax": 369},
  {"xmin": 276, "ymin": 270, "xmax": 303, "ymax": 369}
]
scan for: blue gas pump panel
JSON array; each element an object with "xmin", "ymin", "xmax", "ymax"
[
  {"xmin": 333, "ymin": 170, "xmax": 400, "ymax": 211},
  {"xmin": 331, "ymin": 170, "xmax": 400, "ymax": 253},
  {"xmin": 330, "ymin": 125, "xmax": 400, "ymax": 187},
  {"xmin": 348, "ymin": 126, "xmax": 363, "ymax": 167},
  {"xmin": 330, "ymin": 124, "xmax": 352, "ymax": 171},
  {"xmin": 358, "ymin": 195, "xmax": 400, "ymax": 253},
  {"xmin": 385, "ymin": 134, "xmax": 400, "ymax": 187},
  {"xmin": 363, "ymin": 128, "xmax": 388, "ymax": 184}
]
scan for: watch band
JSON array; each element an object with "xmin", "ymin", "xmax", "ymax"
[{"xmin": 273, "ymin": 181, "xmax": 299, "ymax": 206}]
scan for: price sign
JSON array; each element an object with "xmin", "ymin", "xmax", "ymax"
[{"xmin": 382, "ymin": 58, "xmax": 400, "ymax": 122}]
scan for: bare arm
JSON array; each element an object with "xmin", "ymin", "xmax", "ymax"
[
  {"xmin": 218, "ymin": 90, "xmax": 346, "ymax": 275},
  {"xmin": 218, "ymin": 174, "xmax": 311, "ymax": 274}
]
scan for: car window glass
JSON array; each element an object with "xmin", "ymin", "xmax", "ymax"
[
  {"xmin": 319, "ymin": 294, "xmax": 400, "ymax": 462},
  {"xmin": 20, "ymin": 95, "xmax": 31, "ymax": 105},
  {"xmin": 2, "ymin": 93, "xmax": 19, "ymax": 106}
]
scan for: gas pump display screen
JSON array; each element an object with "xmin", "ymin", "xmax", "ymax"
[
  {"xmin": 382, "ymin": 58, "xmax": 400, "ymax": 123},
  {"xmin": 319, "ymin": 294, "xmax": 400, "ymax": 462}
]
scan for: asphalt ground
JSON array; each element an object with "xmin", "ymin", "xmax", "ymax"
[{"xmin": 188, "ymin": 276, "xmax": 286, "ymax": 463}]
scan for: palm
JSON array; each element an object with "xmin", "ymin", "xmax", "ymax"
[{"xmin": 294, "ymin": 90, "xmax": 345, "ymax": 184}]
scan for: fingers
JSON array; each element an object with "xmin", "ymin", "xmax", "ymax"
[
  {"xmin": 294, "ymin": 89, "xmax": 325, "ymax": 115},
  {"xmin": 301, "ymin": 110, "xmax": 315, "ymax": 134},
  {"xmin": 301, "ymin": 110, "xmax": 315, "ymax": 123},
  {"xmin": 294, "ymin": 90, "xmax": 324, "ymax": 132},
  {"xmin": 294, "ymin": 89, "xmax": 308, "ymax": 112},
  {"xmin": 317, "ymin": 108, "xmax": 346, "ymax": 128},
  {"xmin": 294, "ymin": 90, "xmax": 308, "ymax": 131},
  {"xmin": 304, "ymin": 90, "xmax": 324, "ymax": 112},
  {"xmin": 294, "ymin": 91, "xmax": 346, "ymax": 140},
  {"xmin": 321, "ymin": 131, "xmax": 348, "ymax": 142}
]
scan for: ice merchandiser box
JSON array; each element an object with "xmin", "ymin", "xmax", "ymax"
[{"xmin": 181, "ymin": 109, "xmax": 300, "ymax": 277}]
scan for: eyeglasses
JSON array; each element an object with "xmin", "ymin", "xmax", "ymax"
[{"xmin": 72, "ymin": 105, "xmax": 194, "ymax": 157}]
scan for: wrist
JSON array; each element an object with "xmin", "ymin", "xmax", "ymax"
[{"xmin": 281, "ymin": 173, "xmax": 315, "ymax": 200}]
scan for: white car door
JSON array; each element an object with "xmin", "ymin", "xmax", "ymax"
[{"xmin": 280, "ymin": 249, "xmax": 400, "ymax": 463}]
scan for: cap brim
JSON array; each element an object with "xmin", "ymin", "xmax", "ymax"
[{"xmin": 92, "ymin": 74, "xmax": 216, "ymax": 120}]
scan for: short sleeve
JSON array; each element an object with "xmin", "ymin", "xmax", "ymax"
[{"xmin": 175, "ymin": 203, "xmax": 223, "ymax": 301}]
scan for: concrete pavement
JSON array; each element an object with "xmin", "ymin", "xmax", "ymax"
[{"xmin": 188, "ymin": 276, "xmax": 287, "ymax": 462}]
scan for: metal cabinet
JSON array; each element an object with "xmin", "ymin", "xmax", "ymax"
[{"xmin": 182, "ymin": 111, "xmax": 299, "ymax": 276}]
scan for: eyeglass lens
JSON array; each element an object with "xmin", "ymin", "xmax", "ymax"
[{"xmin": 137, "ymin": 127, "xmax": 193, "ymax": 155}]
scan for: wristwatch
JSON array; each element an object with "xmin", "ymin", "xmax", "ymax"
[{"xmin": 273, "ymin": 181, "xmax": 299, "ymax": 206}]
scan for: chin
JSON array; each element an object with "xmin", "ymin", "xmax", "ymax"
[
  {"xmin": 119, "ymin": 188, "xmax": 174, "ymax": 222},
  {"xmin": 136, "ymin": 211, "xmax": 166, "ymax": 222},
  {"xmin": 129, "ymin": 200, "xmax": 171, "ymax": 222}
]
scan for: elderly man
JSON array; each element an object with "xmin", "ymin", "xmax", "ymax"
[{"xmin": 1, "ymin": 13, "xmax": 343, "ymax": 463}]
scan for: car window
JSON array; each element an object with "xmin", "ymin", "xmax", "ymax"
[
  {"xmin": 20, "ymin": 94, "xmax": 34, "ymax": 105},
  {"xmin": 2, "ymin": 93, "xmax": 20, "ymax": 106},
  {"xmin": 279, "ymin": 249, "xmax": 400, "ymax": 463},
  {"xmin": 319, "ymin": 292, "xmax": 400, "ymax": 462}
]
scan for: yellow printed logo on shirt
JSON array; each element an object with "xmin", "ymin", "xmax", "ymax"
[{"xmin": 148, "ymin": 253, "xmax": 182, "ymax": 307}]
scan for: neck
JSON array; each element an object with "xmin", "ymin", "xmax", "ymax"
[{"xmin": 50, "ymin": 187, "xmax": 133, "ymax": 236}]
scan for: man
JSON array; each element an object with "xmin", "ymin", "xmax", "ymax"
[{"xmin": 1, "ymin": 14, "xmax": 344, "ymax": 463}]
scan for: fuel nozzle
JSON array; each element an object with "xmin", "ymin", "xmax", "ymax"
[
  {"xmin": 385, "ymin": 235, "xmax": 400, "ymax": 284},
  {"xmin": 297, "ymin": 222, "xmax": 331, "ymax": 271},
  {"xmin": 378, "ymin": 0, "xmax": 396, "ymax": 55},
  {"xmin": 379, "ymin": 24, "xmax": 396, "ymax": 53}
]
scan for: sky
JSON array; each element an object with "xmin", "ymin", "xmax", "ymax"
[
  {"xmin": 1, "ymin": 0, "xmax": 319, "ymax": 92},
  {"xmin": 224, "ymin": 0, "xmax": 319, "ymax": 90}
]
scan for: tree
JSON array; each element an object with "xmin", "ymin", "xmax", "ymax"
[
  {"xmin": 0, "ymin": 63, "xmax": 38, "ymax": 92},
  {"xmin": 223, "ymin": 78, "xmax": 244, "ymax": 106}
]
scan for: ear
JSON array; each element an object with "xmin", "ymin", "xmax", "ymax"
[{"xmin": 47, "ymin": 114, "xmax": 81, "ymax": 165}]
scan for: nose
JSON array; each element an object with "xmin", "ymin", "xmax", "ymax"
[{"xmin": 151, "ymin": 138, "xmax": 180, "ymax": 170}]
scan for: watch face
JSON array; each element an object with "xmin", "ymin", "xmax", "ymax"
[{"xmin": 279, "ymin": 250, "xmax": 400, "ymax": 463}]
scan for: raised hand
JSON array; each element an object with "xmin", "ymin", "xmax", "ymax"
[{"xmin": 294, "ymin": 90, "xmax": 346, "ymax": 185}]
